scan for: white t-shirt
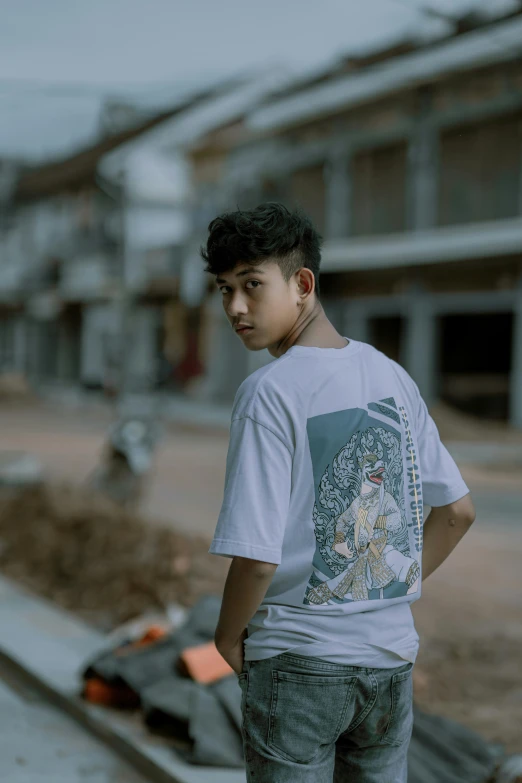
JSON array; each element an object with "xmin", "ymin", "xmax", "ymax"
[{"xmin": 209, "ymin": 338, "xmax": 469, "ymax": 668}]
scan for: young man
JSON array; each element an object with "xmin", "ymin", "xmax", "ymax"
[{"xmin": 201, "ymin": 203, "xmax": 475, "ymax": 783}]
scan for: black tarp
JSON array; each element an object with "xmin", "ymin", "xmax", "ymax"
[{"xmin": 83, "ymin": 596, "xmax": 504, "ymax": 779}]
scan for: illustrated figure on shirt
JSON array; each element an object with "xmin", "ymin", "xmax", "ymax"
[{"xmin": 306, "ymin": 453, "xmax": 420, "ymax": 605}]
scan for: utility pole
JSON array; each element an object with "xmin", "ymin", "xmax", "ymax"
[
  {"xmin": 116, "ymin": 165, "xmax": 134, "ymax": 403},
  {"xmin": 0, "ymin": 159, "xmax": 17, "ymax": 230}
]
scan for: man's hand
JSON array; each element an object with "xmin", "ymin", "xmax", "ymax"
[
  {"xmin": 214, "ymin": 557, "xmax": 277, "ymax": 676},
  {"xmin": 216, "ymin": 629, "xmax": 247, "ymax": 675}
]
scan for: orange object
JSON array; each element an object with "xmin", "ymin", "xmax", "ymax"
[
  {"xmin": 115, "ymin": 624, "xmax": 169, "ymax": 657},
  {"xmin": 179, "ymin": 641, "xmax": 234, "ymax": 684},
  {"xmin": 137, "ymin": 625, "xmax": 168, "ymax": 645},
  {"xmin": 83, "ymin": 677, "xmax": 140, "ymax": 708}
]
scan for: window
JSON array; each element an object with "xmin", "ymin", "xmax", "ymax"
[
  {"xmin": 438, "ymin": 115, "xmax": 522, "ymax": 226},
  {"xmin": 352, "ymin": 143, "xmax": 408, "ymax": 236}
]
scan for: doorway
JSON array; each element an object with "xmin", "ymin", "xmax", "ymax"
[
  {"xmin": 369, "ymin": 316, "xmax": 404, "ymax": 363},
  {"xmin": 438, "ymin": 312, "xmax": 512, "ymax": 420}
]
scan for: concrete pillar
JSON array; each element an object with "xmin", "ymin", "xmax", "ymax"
[
  {"xmin": 24, "ymin": 319, "xmax": 37, "ymax": 381},
  {"xmin": 13, "ymin": 316, "xmax": 27, "ymax": 373},
  {"xmin": 81, "ymin": 305, "xmax": 104, "ymax": 387},
  {"xmin": 56, "ymin": 320, "xmax": 70, "ymax": 381},
  {"xmin": 179, "ymin": 244, "xmax": 207, "ymax": 308},
  {"xmin": 402, "ymin": 285, "xmax": 437, "ymax": 406},
  {"xmin": 343, "ymin": 300, "xmax": 370, "ymax": 344},
  {"xmin": 127, "ymin": 306, "xmax": 161, "ymax": 391},
  {"xmin": 407, "ymin": 102, "xmax": 438, "ymax": 232},
  {"xmin": 322, "ymin": 299, "xmax": 344, "ymax": 333},
  {"xmin": 518, "ymin": 118, "xmax": 522, "ymax": 217},
  {"xmin": 510, "ymin": 276, "xmax": 522, "ymax": 429},
  {"xmin": 324, "ymin": 150, "xmax": 351, "ymax": 240},
  {"xmin": 81, "ymin": 304, "xmax": 119, "ymax": 387}
]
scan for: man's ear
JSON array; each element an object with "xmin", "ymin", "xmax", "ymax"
[{"xmin": 296, "ymin": 268, "xmax": 315, "ymax": 298}]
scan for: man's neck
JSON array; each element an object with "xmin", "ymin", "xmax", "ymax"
[{"xmin": 271, "ymin": 303, "xmax": 348, "ymax": 358}]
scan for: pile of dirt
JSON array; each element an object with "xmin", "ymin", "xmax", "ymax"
[
  {"xmin": 0, "ymin": 482, "xmax": 228, "ymax": 630},
  {"xmin": 0, "ymin": 481, "xmax": 520, "ymax": 757},
  {"xmin": 412, "ymin": 574, "xmax": 522, "ymax": 755},
  {"xmin": 412, "ymin": 632, "xmax": 522, "ymax": 755}
]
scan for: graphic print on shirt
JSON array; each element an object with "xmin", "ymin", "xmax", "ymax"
[{"xmin": 303, "ymin": 398, "xmax": 422, "ymax": 606}]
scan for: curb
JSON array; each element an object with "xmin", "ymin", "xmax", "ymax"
[
  {"xmin": 2, "ymin": 576, "xmax": 521, "ymax": 782},
  {"xmin": 0, "ymin": 576, "xmax": 244, "ymax": 783},
  {"xmin": 38, "ymin": 386, "xmax": 522, "ymax": 463},
  {"xmin": 38, "ymin": 387, "xmax": 233, "ymax": 433}
]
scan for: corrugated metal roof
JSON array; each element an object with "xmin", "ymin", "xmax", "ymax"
[{"xmin": 248, "ymin": 15, "xmax": 522, "ymax": 132}]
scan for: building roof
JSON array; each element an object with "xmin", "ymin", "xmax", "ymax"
[
  {"xmin": 97, "ymin": 68, "xmax": 290, "ymax": 182},
  {"xmin": 248, "ymin": 13, "xmax": 522, "ymax": 132},
  {"xmin": 13, "ymin": 83, "xmax": 229, "ymax": 202}
]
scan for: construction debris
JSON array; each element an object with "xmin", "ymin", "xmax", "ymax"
[
  {"xmin": 0, "ymin": 482, "xmax": 228, "ymax": 630},
  {"xmin": 0, "ymin": 480, "xmax": 520, "ymax": 766},
  {"xmin": 80, "ymin": 595, "xmax": 509, "ymax": 781}
]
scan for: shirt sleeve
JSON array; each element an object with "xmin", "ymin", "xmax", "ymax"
[
  {"xmin": 415, "ymin": 397, "xmax": 470, "ymax": 508},
  {"xmin": 209, "ymin": 416, "xmax": 292, "ymax": 564}
]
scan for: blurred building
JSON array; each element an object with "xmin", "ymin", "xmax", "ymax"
[
  {"xmin": 2, "ymin": 7, "xmax": 522, "ymax": 426},
  {"xmin": 0, "ymin": 73, "xmax": 289, "ymax": 396},
  {"xmin": 96, "ymin": 69, "xmax": 289, "ymax": 394},
  {"xmin": 0, "ymin": 89, "xmax": 212, "ymax": 393},
  {"xmin": 188, "ymin": 8, "xmax": 522, "ymax": 426}
]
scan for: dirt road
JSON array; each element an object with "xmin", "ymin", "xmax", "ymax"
[
  {"xmin": 0, "ymin": 401, "xmax": 228, "ymax": 537},
  {"xmin": 412, "ymin": 524, "xmax": 522, "ymax": 752},
  {"xmin": 1, "ymin": 399, "xmax": 521, "ymax": 752},
  {"xmin": 0, "ymin": 654, "xmax": 148, "ymax": 783}
]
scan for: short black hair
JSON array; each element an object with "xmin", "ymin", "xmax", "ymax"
[{"xmin": 200, "ymin": 202, "xmax": 322, "ymax": 297}]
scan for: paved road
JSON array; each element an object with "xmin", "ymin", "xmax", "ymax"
[
  {"xmin": 471, "ymin": 487, "xmax": 522, "ymax": 529},
  {"xmin": 0, "ymin": 655, "xmax": 148, "ymax": 783},
  {"xmin": 0, "ymin": 402, "xmax": 228, "ymax": 537},
  {"xmin": 1, "ymin": 400, "xmax": 520, "ymax": 537}
]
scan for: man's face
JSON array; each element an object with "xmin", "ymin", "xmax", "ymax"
[{"xmin": 215, "ymin": 260, "xmax": 301, "ymax": 352}]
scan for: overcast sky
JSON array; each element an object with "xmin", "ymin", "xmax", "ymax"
[{"xmin": 0, "ymin": 0, "xmax": 496, "ymax": 161}]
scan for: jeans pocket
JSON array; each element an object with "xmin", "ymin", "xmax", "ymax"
[
  {"xmin": 379, "ymin": 666, "xmax": 414, "ymax": 747},
  {"xmin": 268, "ymin": 671, "xmax": 358, "ymax": 764},
  {"xmin": 237, "ymin": 672, "xmax": 249, "ymax": 721}
]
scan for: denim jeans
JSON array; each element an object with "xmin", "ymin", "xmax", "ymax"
[{"xmin": 238, "ymin": 652, "xmax": 413, "ymax": 783}]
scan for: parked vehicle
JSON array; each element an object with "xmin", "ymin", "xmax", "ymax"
[{"xmin": 88, "ymin": 414, "xmax": 161, "ymax": 508}]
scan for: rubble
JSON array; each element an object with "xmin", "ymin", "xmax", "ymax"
[
  {"xmin": 0, "ymin": 480, "xmax": 520, "ymax": 759},
  {"xmin": 0, "ymin": 482, "xmax": 228, "ymax": 631}
]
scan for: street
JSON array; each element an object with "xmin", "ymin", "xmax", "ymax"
[
  {"xmin": 1, "ymin": 398, "xmax": 521, "ymax": 752},
  {"xmin": 1, "ymin": 399, "xmax": 521, "ymax": 536},
  {"xmin": 0, "ymin": 400, "xmax": 228, "ymax": 537},
  {"xmin": 0, "ymin": 654, "xmax": 148, "ymax": 783}
]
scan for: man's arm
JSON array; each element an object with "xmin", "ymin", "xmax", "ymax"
[
  {"xmin": 421, "ymin": 492, "xmax": 476, "ymax": 582},
  {"xmin": 215, "ymin": 556, "xmax": 277, "ymax": 674}
]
